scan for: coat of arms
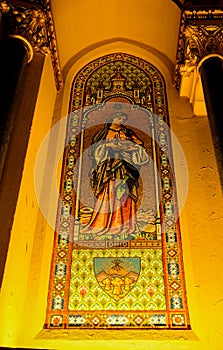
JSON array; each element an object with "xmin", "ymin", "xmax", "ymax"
[{"xmin": 94, "ymin": 257, "xmax": 141, "ymax": 300}]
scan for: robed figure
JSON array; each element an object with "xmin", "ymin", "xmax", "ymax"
[{"xmin": 81, "ymin": 112, "xmax": 149, "ymax": 240}]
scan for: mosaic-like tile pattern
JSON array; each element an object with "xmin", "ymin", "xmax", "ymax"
[{"xmin": 45, "ymin": 53, "xmax": 190, "ymax": 329}]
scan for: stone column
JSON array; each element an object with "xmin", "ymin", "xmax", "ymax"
[
  {"xmin": 0, "ymin": 35, "xmax": 39, "ymax": 287},
  {"xmin": 0, "ymin": 0, "xmax": 62, "ymax": 288},
  {"xmin": 199, "ymin": 56, "xmax": 223, "ymax": 189},
  {"xmin": 0, "ymin": 35, "xmax": 33, "ymax": 179}
]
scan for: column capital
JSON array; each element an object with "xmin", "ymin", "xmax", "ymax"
[
  {"xmin": 175, "ymin": 8, "xmax": 223, "ymax": 89},
  {"xmin": 0, "ymin": 0, "xmax": 63, "ymax": 90}
]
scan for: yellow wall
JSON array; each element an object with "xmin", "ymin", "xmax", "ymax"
[
  {"xmin": 1, "ymin": 0, "xmax": 223, "ymax": 349},
  {"xmin": 52, "ymin": 0, "xmax": 180, "ymax": 70}
]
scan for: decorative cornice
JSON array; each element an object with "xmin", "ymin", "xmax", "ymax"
[
  {"xmin": 0, "ymin": 0, "xmax": 63, "ymax": 90},
  {"xmin": 175, "ymin": 9, "xmax": 223, "ymax": 89},
  {"xmin": 44, "ymin": 0, "xmax": 63, "ymax": 90}
]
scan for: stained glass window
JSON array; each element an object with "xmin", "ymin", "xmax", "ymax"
[{"xmin": 45, "ymin": 53, "xmax": 190, "ymax": 330}]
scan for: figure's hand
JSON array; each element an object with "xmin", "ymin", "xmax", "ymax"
[
  {"xmin": 118, "ymin": 140, "xmax": 139, "ymax": 151},
  {"xmin": 125, "ymin": 146, "xmax": 138, "ymax": 151},
  {"xmin": 106, "ymin": 141, "xmax": 119, "ymax": 149},
  {"xmin": 106, "ymin": 140, "xmax": 139, "ymax": 151}
]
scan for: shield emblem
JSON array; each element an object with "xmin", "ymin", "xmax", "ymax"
[{"xmin": 94, "ymin": 257, "xmax": 141, "ymax": 300}]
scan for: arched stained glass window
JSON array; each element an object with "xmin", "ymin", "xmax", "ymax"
[{"xmin": 45, "ymin": 53, "xmax": 190, "ymax": 330}]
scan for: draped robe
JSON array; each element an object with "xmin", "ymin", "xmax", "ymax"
[{"xmin": 81, "ymin": 125, "xmax": 149, "ymax": 239}]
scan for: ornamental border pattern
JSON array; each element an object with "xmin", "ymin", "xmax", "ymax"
[{"xmin": 45, "ymin": 53, "xmax": 190, "ymax": 330}]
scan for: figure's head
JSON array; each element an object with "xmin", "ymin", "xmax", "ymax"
[{"xmin": 107, "ymin": 112, "xmax": 128, "ymax": 125}]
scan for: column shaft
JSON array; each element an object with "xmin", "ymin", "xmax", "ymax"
[
  {"xmin": 0, "ymin": 37, "xmax": 29, "ymax": 179},
  {"xmin": 0, "ymin": 35, "xmax": 44, "ymax": 287},
  {"xmin": 200, "ymin": 57, "xmax": 223, "ymax": 189}
]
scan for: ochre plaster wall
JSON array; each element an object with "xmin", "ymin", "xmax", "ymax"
[
  {"xmin": 51, "ymin": 0, "xmax": 180, "ymax": 70},
  {"xmin": 1, "ymin": 0, "xmax": 223, "ymax": 348},
  {"xmin": 1, "ymin": 41, "xmax": 223, "ymax": 349}
]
